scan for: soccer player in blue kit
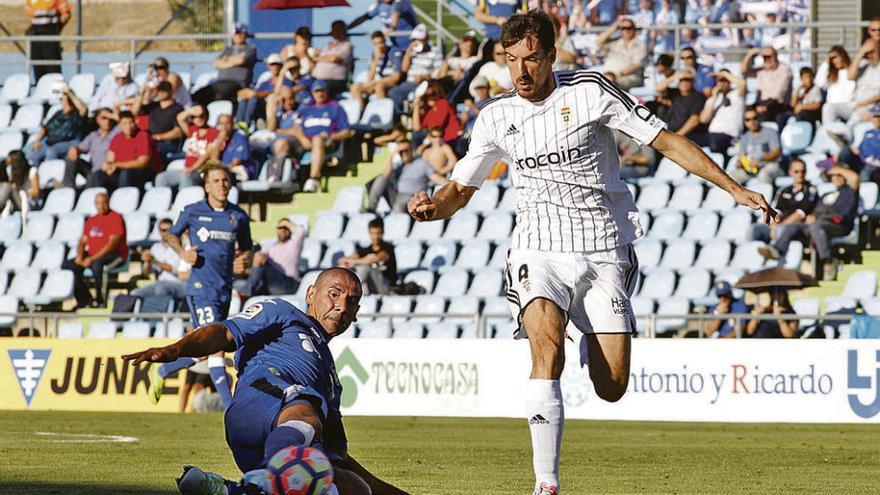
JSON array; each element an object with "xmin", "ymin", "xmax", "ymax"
[
  {"xmin": 149, "ymin": 162, "xmax": 253, "ymax": 408},
  {"xmin": 124, "ymin": 268, "xmax": 409, "ymax": 495}
]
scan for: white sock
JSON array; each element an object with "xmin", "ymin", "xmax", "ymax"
[{"xmin": 527, "ymin": 379, "xmax": 563, "ymax": 490}]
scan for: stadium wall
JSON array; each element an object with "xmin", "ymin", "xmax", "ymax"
[{"xmin": 3, "ymin": 339, "xmax": 879, "ymax": 423}]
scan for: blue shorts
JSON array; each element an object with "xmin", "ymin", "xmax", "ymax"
[
  {"xmin": 186, "ymin": 293, "xmax": 231, "ymax": 328},
  {"xmin": 224, "ymin": 369, "xmax": 328, "ymax": 473}
]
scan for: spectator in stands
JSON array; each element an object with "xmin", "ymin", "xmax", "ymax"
[
  {"xmin": 0, "ymin": 150, "xmax": 39, "ymax": 219},
  {"xmin": 789, "ymin": 66, "xmax": 823, "ymax": 130},
  {"xmin": 729, "ymin": 106, "xmax": 783, "ymax": 184},
  {"xmin": 388, "ymin": 24, "xmax": 443, "ymax": 114},
  {"xmin": 678, "ymin": 47, "xmax": 714, "ymax": 97},
  {"xmin": 475, "ymin": 41, "xmax": 514, "ymax": 96},
  {"xmin": 655, "ymin": 69, "xmax": 706, "ymax": 138},
  {"xmin": 338, "ymin": 218, "xmax": 397, "ymax": 295},
  {"xmin": 62, "ymin": 192, "xmax": 127, "ymax": 308},
  {"xmin": 131, "ymin": 80, "xmax": 184, "ymax": 166},
  {"xmin": 630, "ymin": 0, "xmax": 654, "ymax": 36},
  {"xmin": 265, "ymin": 87, "xmax": 299, "ymax": 181},
  {"xmin": 64, "ymin": 107, "xmax": 119, "ymax": 188},
  {"xmin": 475, "ymin": 0, "xmax": 527, "ymax": 41},
  {"xmin": 745, "ymin": 291, "xmax": 798, "ymax": 339},
  {"xmin": 741, "ymin": 47, "xmax": 792, "ymax": 128},
  {"xmin": 281, "ymin": 26, "xmax": 316, "ymax": 76},
  {"xmin": 551, "ymin": 15, "xmax": 577, "ymax": 72},
  {"xmin": 437, "ymin": 30, "xmax": 481, "ymax": 82},
  {"xmin": 693, "ymin": 69, "xmax": 745, "ymax": 157},
  {"xmin": 819, "ymin": 46, "xmax": 855, "ymax": 125},
  {"xmin": 92, "ymin": 111, "xmax": 158, "ymax": 191},
  {"xmin": 705, "ymin": 281, "xmax": 749, "ymax": 339},
  {"xmin": 837, "ymin": 104, "xmax": 880, "ymax": 183},
  {"xmin": 131, "ymin": 218, "xmax": 186, "ymax": 299},
  {"xmin": 208, "ymin": 114, "xmax": 256, "ymax": 182},
  {"xmin": 748, "ymin": 158, "xmax": 818, "ymax": 243},
  {"xmin": 366, "ymin": 138, "xmax": 448, "ymax": 212},
  {"xmin": 155, "ymin": 105, "xmax": 218, "ymax": 188},
  {"xmin": 193, "ymin": 22, "xmax": 257, "ymax": 107},
  {"xmin": 24, "ymin": 85, "xmax": 87, "ymax": 165},
  {"xmin": 93, "ymin": 61, "xmax": 139, "ymax": 113},
  {"xmin": 759, "ymin": 166, "xmax": 859, "ymax": 280},
  {"xmin": 24, "ymin": 0, "xmax": 70, "ymax": 79},
  {"xmin": 311, "ymin": 20, "xmax": 354, "ymax": 99},
  {"xmin": 349, "ymin": 31, "xmax": 404, "ymax": 112},
  {"xmin": 595, "ymin": 17, "xmax": 648, "ymax": 90},
  {"xmin": 278, "ymin": 57, "xmax": 317, "ymax": 107},
  {"xmin": 233, "ymin": 53, "xmax": 283, "ymax": 127},
  {"xmin": 286, "ymin": 81, "xmax": 353, "ymax": 193},
  {"xmin": 349, "ymin": 0, "xmax": 418, "ymax": 49},
  {"xmin": 241, "ymin": 217, "xmax": 304, "ymax": 297},
  {"xmin": 846, "ymin": 35, "xmax": 880, "ymax": 127},
  {"xmin": 592, "ymin": 0, "xmax": 621, "ymax": 25},
  {"xmin": 416, "ymin": 127, "xmax": 457, "ymax": 176},
  {"xmin": 615, "ymin": 129, "xmax": 656, "ymax": 180},
  {"xmin": 149, "ymin": 57, "xmax": 192, "ymax": 107},
  {"xmin": 411, "ymin": 80, "xmax": 462, "ymax": 150}
]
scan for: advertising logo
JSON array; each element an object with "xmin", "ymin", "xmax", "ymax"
[
  {"xmin": 335, "ymin": 347, "xmax": 369, "ymax": 408},
  {"xmin": 8, "ymin": 349, "xmax": 51, "ymax": 407},
  {"xmin": 847, "ymin": 350, "xmax": 880, "ymax": 419}
]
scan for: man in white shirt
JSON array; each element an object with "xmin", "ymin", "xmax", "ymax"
[
  {"xmin": 406, "ymin": 11, "xmax": 776, "ymax": 495},
  {"xmin": 387, "ymin": 24, "xmax": 443, "ymax": 114},
  {"xmin": 132, "ymin": 218, "xmax": 186, "ymax": 298},
  {"xmin": 693, "ymin": 69, "xmax": 746, "ymax": 158}
]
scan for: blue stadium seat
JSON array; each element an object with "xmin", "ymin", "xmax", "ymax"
[
  {"xmin": 445, "ymin": 295, "xmax": 480, "ymax": 324},
  {"xmin": 702, "ymin": 187, "xmax": 736, "ymax": 211},
  {"xmin": 0, "ymin": 104, "xmax": 11, "ymax": 128},
  {"xmin": 191, "ymin": 71, "xmax": 218, "ymax": 92},
  {"xmin": 674, "ymin": 268, "xmax": 711, "ymax": 299},
  {"xmin": 730, "ymin": 241, "xmax": 767, "ymax": 271},
  {"xmin": 341, "ymin": 212, "xmax": 376, "ymax": 243},
  {"xmin": 298, "ymin": 238, "xmax": 323, "ymax": 273},
  {"xmin": 433, "ymin": 268, "xmax": 470, "ymax": 297},
  {"xmin": 411, "ymin": 295, "xmax": 446, "ymax": 323},
  {"xmin": 638, "ymin": 267, "xmax": 676, "ymax": 299},
  {"xmin": 489, "ymin": 240, "xmax": 510, "ymax": 268},
  {"xmin": 498, "ymin": 187, "xmax": 517, "ymax": 211},
  {"xmin": 716, "ymin": 210, "xmax": 753, "ymax": 241},
  {"xmin": 31, "ymin": 241, "xmax": 65, "ymax": 271},
  {"xmin": 655, "ymin": 297, "xmax": 690, "ymax": 335},
  {"xmin": 1, "ymin": 241, "xmax": 33, "ymax": 270},
  {"xmin": 74, "ymin": 187, "xmax": 107, "ymax": 216},
  {"xmin": 87, "ymin": 320, "xmax": 118, "ymax": 338},
  {"xmin": 319, "ymin": 240, "xmax": 354, "ymax": 268},
  {"xmin": 8, "ymin": 267, "xmax": 42, "ymax": 299},
  {"xmin": 357, "ymin": 294, "xmax": 379, "ymax": 322},
  {"xmin": 381, "ymin": 295, "xmax": 413, "ymax": 324},
  {"xmin": 38, "ymin": 159, "xmax": 66, "ymax": 188},
  {"xmin": 468, "ymin": 268, "xmax": 503, "ymax": 297},
  {"xmin": 443, "ymin": 211, "xmax": 479, "ymax": 240},
  {"xmin": 110, "ymin": 187, "xmax": 140, "ymax": 214},
  {"xmin": 9, "ymin": 103, "xmax": 44, "ymax": 133},
  {"xmin": 393, "ymin": 240, "xmax": 423, "ymax": 272},
  {"xmin": 68, "ymin": 73, "xmax": 96, "ymax": 100},
  {"xmin": 843, "ymin": 271, "xmax": 877, "ymax": 299},
  {"xmin": 171, "ymin": 186, "xmax": 205, "ymax": 213},
  {"xmin": 780, "ymin": 120, "xmax": 812, "ymax": 155},
  {"xmin": 420, "ymin": 240, "xmax": 458, "ymax": 270},
  {"xmin": 659, "ymin": 239, "xmax": 696, "ymax": 269},
  {"xmin": 633, "ymin": 238, "xmax": 662, "ymax": 268},
  {"xmin": 382, "ymin": 212, "xmax": 411, "ymax": 241},
  {"xmin": 22, "ymin": 212, "xmax": 54, "ymax": 241},
  {"xmin": 647, "ymin": 211, "xmax": 684, "ymax": 240},
  {"xmin": 124, "ymin": 212, "xmax": 151, "ymax": 245},
  {"xmin": 121, "ymin": 321, "xmax": 152, "ymax": 339},
  {"xmin": 357, "ymin": 320, "xmax": 392, "ymax": 338},
  {"xmin": 455, "ymin": 239, "xmax": 491, "ymax": 270},
  {"xmin": 295, "ymin": 270, "xmax": 321, "ymax": 297},
  {"xmin": 0, "ymin": 73, "xmax": 30, "ymax": 103},
  {"xmin": 311, "ymin": 212, "xmax": 345, "ymax": 240},
  {"xmin": 57, "ymin": 322, "xmax": 84, "ymax": 338},
  {"xmin": 52, "ymin": 212, "xmax": 83, "ymax": 246},
  {"xmin": 426, "ymin": 322, "xmax": 459, "ymax": 339},
  {"xmin": 666, "ymin": 182, "xmax": 703, "ymax": 211},
  {"xmin": 0, "ymin": 131, "xmax": 24, "ymax": 158},
  {"xmin": 635, "ymin": 182, "xmax": 670, "ymax": 212},
  {"xmin": 403, "ymin": 270, "xmax": 435, "ymax": 293},
  {"xmin": 138, "ymin": 186, "xmax": 173, "ymax": 216},
  {"xmin": 682, "ymin": 211, "xmax": 719, "ymax": 240},
  {"xmin": 477, "ymin": 212, "xmax": 514, "ymax": 240},
  {"xmin": 464, "ymin": 184, "xmax": 500, "ymax": 212},
  {"xmin": 207, "ymin": 100, "xmax": 233, "ymax": 126},
  {"xmin": 695, "ymin": 239, "xmax": 732, "ymax": 269},
  {"xmin": 333, "ymin": 186, "xmax": 366, "ymax": 212},
  {"xmin": 42, "ymin": 187, "xmax": 75, "ymax": 215},
  {"xmin": 355, "ymin": 98, "xmax": 394, "ymax": 130},
  {"xmin": 408, "ymin": 217, "xmax": 445, "ymax": 240},
  {"xmin": 338, "ymin": 99, "xmax": 361, "ymax": 127}
]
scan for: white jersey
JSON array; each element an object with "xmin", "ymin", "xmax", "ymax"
[{"xmin": 451, "ymin": 70, "xmax": 666, "ymax": 253}]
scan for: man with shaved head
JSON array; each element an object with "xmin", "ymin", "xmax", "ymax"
[
  {"xmin": 123, "ymin": 268, "xmax": 410, "ymax": 495},
  {"xmin": 61, "ymin": 192, "xmax": 127, "ymax": 308}
]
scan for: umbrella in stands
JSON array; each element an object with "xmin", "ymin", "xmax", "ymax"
[
  {"xmin": 255, "ymin": 0, "xmax": 349, "ymax": 9},
  {"xmin": 735, "ymin": 267, "xmax": 818, "ymax": 292}
]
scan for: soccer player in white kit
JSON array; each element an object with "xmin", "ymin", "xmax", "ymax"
[{"xmin": 407, "ymin": 10, "xmax": 778, "ymax": 495}]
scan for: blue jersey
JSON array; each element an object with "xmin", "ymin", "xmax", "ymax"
[
  {"xmin": 377, "ymin": 47, "xmax": 404, "ymax": 78},
  {"xmin": 296, "ymin": 102, "xmax": 350, "ymax": 138},
  {"xmin": 366, "ymin": 0, "xmax": 418, "ymax": 47},
  {"xmin": 860, "ymin": 128, "xmax": 880, "ymax": 166},
  {"xmin": 170, "ymin": 199, "xmax": 252, "ymax": 297}
]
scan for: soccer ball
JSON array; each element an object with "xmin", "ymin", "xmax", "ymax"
[{"xmin": 265, "ymin": 446, "xmax": 334, "ymax": 495}]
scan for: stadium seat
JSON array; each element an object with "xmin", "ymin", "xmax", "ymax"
[
  {"xmin": 357, "ymin": 295, "xmax": 379, "ymax": 322},
  {"xmin": 68, "ymin": 73, "xmax": 96, "ymax": 100},
  {"xmin": 411, "ymin": 295, "xmax": 445, "ymax": 323},
  {"xmin": 9, "ymin": 103, "xmax": 44, "ymax": 133},
  {"xmin": 491, "ymin": 320, "xmax": 516, "ymax": 339},
  {"xmin": 782, "ymin": 240, "xmax": 804, "ymax": 269},
  {"xmin": 298, "ymin": 238, "xmax": 322, "ymax": 273},
  {"xmin": 408, "ymin": 217, "xmax": 444, "ymax": 240},
  {"xmin": 825, "ymin": 296, "xmax": 858, "ymax": 314},
  {"xmin": 319, "ymin": 240, "xmax": 354, "ymax": 268},
  {"xmin": 138, "ymin": 186, "xmax": 173, "ymax": 216},
  {"xmin": 444, "ymin": 211, "xmax": 479, "ymax": 240},
  {"xmin": 42, "ymin": 187, "xmax": 75, "ymax": 215},
  {"xmin": 454, "ymin": 240, "xmax": 491, "ymax": 270},
  {"xmin": 426, "ymin": 321, "xmax": 459, "ymax": 339},
  {"xmin": 464, "ymin": 184, "xmax": 500, "ymax": 212},
  {"xmin": 288, "ymin": 214, "xmax": 309, "ymax": 233},
  {"xmin": 52, "ymin": 212, "xmax": 84, "ymax": 246},
  {"xmin": 357, "ymin": 320, "xmax": 392, "ymax": 338},
  {"xmin": 648, "ymin": 211, "xmax": 685, "ymax": 240},
  {"xmin": 74, "ymin": 187, "xmax": 107, "ymax": 216},
  {"xmin": 639, "ymin": 267, "xmax": 676, "ymax": 299},
  {"xmin": 0, "ymin": 104, "xmax": 11, "ymax": 128},
  {"xmin": 861, "ymin": 297, "xmax": 880, "ymax": 316},
  {"xmin": 121, "ymin": 321, "xmax": 151, "ymax": 339},
  {"xmin": 860, "ymin": 182, "xmax": 879, "ymax": 213},
  {"xmin": 642, "ymin": 157, "xmax": 688, "ymax": 184},
  {"xmin": 843, "ymin": 271, "xmax": 877, "ymax": 299},
  {"xmin": 332, "ymin": 186, "xmax": 366, "ymax": 212},
  {"xmin": 87, "ymin": 320, "xmax": 118, "ymax": 338},
  {"xmin": 206, "ymin": 100, "xmax": 233, "ymax": 126},
  {"xmin": 655, "ymin": 297, "xmax": 690, "ymax": 335},
  {"xmin": 0, "ymin": 294, "xmax": 17, "ymax": 327},
  {"xmin": 281, "ymin": 295, "xmax": 306, "ymax": 313},
  {"xmin": 22, "ymin": 212, "xmax": 55, "ymax": 241},
  {"xmin": 1, "ymin": 241, "xmax": 33, "ymax": 270},
  {"xmin": 311, "ymin": 212, "xmax": 345, "ymax": 240},
  {"xmin": 37, "ymin": 159, "xmax": 66, "ymax": 188},
  {"xmin": 477, "ymin": 212, "xmax": 514, "ymax": 240},
  {"xmin": 23, "ymin": 268, "xmax": 72, "ymax": 305},
  {"xmin": 445, "ymin": 295, "xmax": 480, "ymax": 324},
  {"xmin": 498, "ymin": 187, "xmax": 517, "ymax": 211},
  {"xmin": 630, "ymin": 296, "xmax": 654, "ymax": 333},
  {"xmin": 0, "ymin": 131, "xmax": 24, "ymax": 158},
  {"xmin": 31, "ymin": 241, "xmax": 65, "ymax": 271},
  {"xmin": 682, "ymin": 211, "xmax": 719, "ymax": 240},
  {"xmin": 489, "ymin": 240, "xmax": 510, "ymax": 268},
  {"xmin": 109, "ymin": 187, "xmax": 140, "ymax": 214},
  {"xmin": 391, "ymin": 321, "xmax": 424, "ymax": 338},
  {"xmin": 808, "ymin": 123, "xmax": 845, "ymax": 156},
  {"xmin": 191, "ymin": 70, "xmax": 218, "ymax": 92},
  {"xmin": 703, "ymin": 187, "xmax": 736, "ymax": 211},
  {"xmin": 403, "ymin": 270, "xmax": 435, "ymax": 293},
  {"xmin": 0, "ymin": 271, "xmax": 8, "ymax": 295},
  {"xmin": 716, "ymin": 210, "xmax": 753, "ymax": 241},
  {"xmin": 482, "ymin": 296, "xmax": 511, "ymax": 326},
  {"xmin": 295, "ymin": 270, "xmax": 321, "ymax": 297},
  {"xmin": 791, "ymin": 297, "xmax": 820, "ymax": 333},
  {"xmin": 730, "ymin": 241, "xmax": 767, "ymax": 271},
  {"xmin": 780, "ymin": 120, "xmax": 813, "ymax": 155},
  {"xmin": 355, "ymin": 98, "xmax": 394, "ymax": 130},
  {"xmin": 659, "ymin": 239, "xmax": 696, "ymax": 269},
  {"xmin": 338, "ymin": 98, "xmax": 361, "ymax": 126},
  {"xmin": 635, "ymin": 182, "xmax": 670, "ymax": 212},
  {"xmin": 380, "ymin": 295, "xmax": 413, "ymax": 323},
  {"xmin": 433, "ymin": 268, "xmax": 470, "ymax": 297},
  {"xmin": 0, "ymin": 73, "xmax": 30, "ymax": 103},
  {"xmin": 420, "ymin": 240, "xmax": 458, "ymax": 270},
  {"xmin": 468, "ymin": 268, "xmax": 503, "ymax": 297},
  {"xmin": 57, "ymin": 322, "xmax": 84, "ymax": 338},
  {"xmin": 341, "ymin": 212, "xmax": 376, "ymax": 243},
  {"xmin": 124, "ymin": 211, "xmax": 151, "ymax": 245},
  {"xmin": 171, "ymin": 186, "xmax": 205, "ymax": 213},
  {"xmin": 22, "ymin": 73, "xmax": 64, "ymax": 105},
  {"xmin": 632, "ymin": 238, "xmax": 662, "ymax": 268},
  {"xmin": 8, "ymin": 267, "xmax": 42, "ymax": 299},
  {"xmin": 0, "ymin": 213, "xmax": 22, "ymax": 244},
  {"xmin": 382, "ymin": 212, "xmax": 411, "ymax": 241},
  {"xmin": 666, "ymin": 182, "xmax": 703, "ymax": 211},
  {"xmin": 393, "ymin": 240, "xmax": 423, "ymax": 272},
  {"xmin": 673, "ymin": 268, "xmax": 712, "ymax": 299}
]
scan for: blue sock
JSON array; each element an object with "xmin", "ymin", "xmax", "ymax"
[
  {"xmin": 263, "ymin": 420, "xmax": 316, "ymax": 465},
  {"xmin": 207, "ymin": 356, "xmax": 232, "ymax": 409},
  {"xmin": 157, "ymin": 357, "xmax": 198, "ymax": 378}
]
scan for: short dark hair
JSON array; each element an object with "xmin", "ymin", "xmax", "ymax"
[
  {"xmin": 295, "ymin": 26, "xmax": 312, "ymax": 40},
  {"xmin": 118, "ymin": 110, "xmax": 135, "ymax": 121},
  {"xmin": 656, "ymin": 53, "xmax": 674, "ymax": 68},
  {"xmin": 370, "ymin": 30, "xmax": 385, "ymax": 40},
  {"xmin": 156, "ymin": 80, "xmax": 173, "ymax": 93},
  {"xmin": 368, "ymin": 218, "xmax": 384, "ymax": 230},
  {"xmin": 500, "ymin": 10, "xmax": 555, "ymax": 56},
  {"xmin": 799, "ymin": 66, "xmax": 814, "ymax": 77},
  {"xmin": 159, "ymin": 217, "xmax": 173, "ymax": 227},
  {"xmin": 154, "ymin": 56, "xmax": 169, "ymax": 68},
  {"xmin": 681, "ymin": 46, "xmax": 696, "ymax": 57},
  {"xmin": 790, "ymin": 157, "xmax": 805, "ymax": 168}
]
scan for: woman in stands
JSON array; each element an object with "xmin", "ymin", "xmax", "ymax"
[
  {"xmin": 410, "ymin": 80, "xmax": 462, "ymax": 153},
  {"xmin": 0, "ymin": 150, "xmax": 40, "ymax": 223},
  {"xmin": 281, "ymin": 26, "xmax": 316, "ymax": 76},
  {"xmin": 818, "ymin": 45, "xmax": 856, "ymax": 125},
  {"xmin": 437, "ymin": 30, "xmax": 481, "ymax": 83}
]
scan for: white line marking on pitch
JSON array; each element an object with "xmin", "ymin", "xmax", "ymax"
[{"xmin": 34, "ymin": 432, "xmax": 139, "ymax": 443}]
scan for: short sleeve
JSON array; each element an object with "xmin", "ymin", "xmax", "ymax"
[
  {"xmin": 594, "ymin": 75, "xmax": 666, "ymax": 146},
  {"xmin": 767, "ymin": 129, "xmax": 780, "ymax": 150},
  {"xmin": 334, "ymin": 104, "xmax": 350, "ymax": 131},
  {"xmin": 222, "ymin": 298, "xmax": 291, "ymax": 349},
  {"xmin": 77, "ymin": 133, "xmax": 94, "ymax": 153},
  {"xmin": 449, "ymin": 111, "xmax": 503, "ymax": 189},
  {"xmin": 244, "ymin": 45, "xmax": 258, "ymax": 68},
  {"xmin": 169, "ymin": 207, "xmax": 189, "ymax": 236},
  {"xmin": 110, "ymin": 213, "xmax": 126, "ymax": 236},
  {"xmin": 236, "ymin": 210, "xmax": 253, "ymax": 252}
]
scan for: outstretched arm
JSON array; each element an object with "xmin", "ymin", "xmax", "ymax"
[
  {"xmin": 122, "ymin": 323, "xmax": 236, "ymax": 365},
  {"xmin": 407, "ymin": 181, "xmax": 476, "ymax": 222}
]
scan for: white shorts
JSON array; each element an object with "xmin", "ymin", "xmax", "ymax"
[{"xmin": 504, "ymin": 245, "xmax": 639, "ymax": 338}]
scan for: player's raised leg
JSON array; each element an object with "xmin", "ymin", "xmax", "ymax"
[{"xmin": 584, "ymin": 334, "xmax": 631, "ymax": 402}]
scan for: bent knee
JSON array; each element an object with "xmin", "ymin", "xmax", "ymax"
[{"xmin": 592, "ymin": 374, "xmax": 629, "ymax": 402}]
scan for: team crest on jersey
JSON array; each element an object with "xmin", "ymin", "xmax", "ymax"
[
  {"xmin": 229, "ymin": 215, "xmax": 238, "ymax": 229},
  {"xmin": 560, "ymin": 106, "xmax": 571, "ymax": 127},
  {"xmin": 235, "ymin": 303, "xmax": 264, "ymax": 320},
  {"xmin": 197, "ymin": 226, "xmax": 210, "ymax": 243}
]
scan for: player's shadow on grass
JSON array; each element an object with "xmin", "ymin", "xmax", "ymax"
[{"xmin": 3, "ymin": 482, "xmax": 174, "ymax": 494}]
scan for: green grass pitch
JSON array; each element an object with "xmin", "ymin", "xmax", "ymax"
[{"xmin": 1, "ymin": 411, "xmax": 878, "ymax": 494}]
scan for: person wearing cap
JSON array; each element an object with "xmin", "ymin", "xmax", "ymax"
[
  {"xmin": 240, "ymin": 217, "xmax": 304, "ymax": 297},
  {"xmin": 692, "ymin": 68, "xmax": 746, "ymax": 158},
  {"xmin": 388, "ymin": 23, "xmax": 443, "ymax": 115},
  {"xmin": 740, "ymin": 46, "xmax": 792, "ymax": 128},
  {"xmin": 759, "ymin": 166, "xmax": 859, "ymax": 280},
  {"xmin": 233, "ymin": 53, "xmax": 286, "ymax": 127},
  {"xmin": 349, "ymin": 31, "xmax": 404, "ymax": 112},
  {"xmin": 24, "ymin": 0, "xmax": 71, "ymax": 79},
  {"xmin": 312, "ymin": 20, "xmax": 354, "ymax": 99},
  {"xmin": 654, "ymin": 68, "xmax": 707, "ymax": 138},
  {"xmin": 706, "ymin": 282, "xmax": 750, "ymax": 339},
  {"xmin": 349, "ymin": 0, "xmax": 418, "ymax": 49},
  {"xmin": 24, "ymin": 84, "xmax": 87, "ymax": 166},
  {"xmin": 836, "ymin": 103, "xmax": 880, "ymax": 184},
  {"xmin": 475, "ymin": 41, "xmax": 514, "ymax": 95},
  {"xmin": 474, "ymin": 0, "xmax": 527, "ymax": 41},
  {"xmin": 131, "ymin": 79, "xmax": 185, "ymax": 166},
  {"xmin": 93, "ymin": 62, "xmax": 139, "ymax": 113},
  {"xmin": 337, "ymin": 218, "xmax": 397, "ymax": 295},
  {"xmin": 595, "ymin": 17, "xmax": 648, "ymax": 90},
  {"xmin": 438, "ymin": 30, "xmax": 481, "ymax": 82},
  {"xmin": 193, "ymin": 22, "xmax": 257, "ymax": 107},
  {"xmin": 729, "ymin": 106, "xmax": 783, "ymax": 184}
]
